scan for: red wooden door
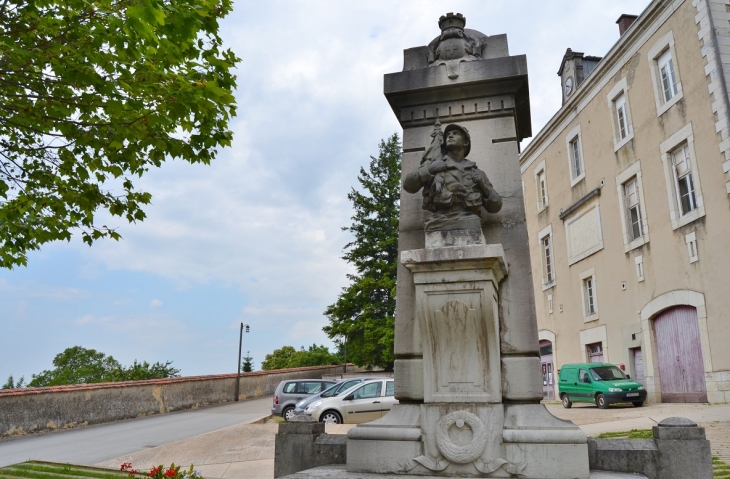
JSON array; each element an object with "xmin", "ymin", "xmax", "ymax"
[{"xmin": 653, "ymin": 306, "xmax": 707, "ymax": 403}]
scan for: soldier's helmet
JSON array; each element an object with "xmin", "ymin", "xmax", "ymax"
[{"xmin": 443, "ymin": 124, "xmax": 471, "ymax": 157}]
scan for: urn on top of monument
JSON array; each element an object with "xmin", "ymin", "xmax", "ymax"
[{"xmin": 403, "ymin": 119, "xmax": 502, "ymax": 232}]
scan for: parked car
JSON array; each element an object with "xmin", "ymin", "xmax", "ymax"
[
  {"xmin": 271, "ymin": 379, "xmax": 337, "ymax": 421},
  {"xmin": 293, "ymin": 377, "xmax": 388, "ymax": 417},
  {"xmin": 558, "ymin": 363, "xmax": 647, "ymax": 409},
  {"xmin": 303, "ymin": 378, "xmax": 397, "ymax": 424}
]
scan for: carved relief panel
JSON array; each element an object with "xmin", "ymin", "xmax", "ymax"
[{"xmin": 416, "ymin": 278, "xmax": 502, "ymax": 403}]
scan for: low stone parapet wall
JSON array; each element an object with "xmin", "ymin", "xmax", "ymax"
[{"xmin": 0, "ymin": 364, "xmax": 354, "ymax": 438}]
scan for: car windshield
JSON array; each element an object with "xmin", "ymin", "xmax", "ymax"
[
  {"xmin": 319, "ymin": 383, "xmax": 342, "ymax": 398},
  {"xmin": 589, "ymin": 366, "xmax": 627, "ymax": 381}
]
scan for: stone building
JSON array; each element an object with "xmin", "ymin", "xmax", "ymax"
[{"xmin": 520, "ymin": 0, "xmax": 730, "ymax": 404}]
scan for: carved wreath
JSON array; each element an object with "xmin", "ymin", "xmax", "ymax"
[{"xmin": 435, "ymin": 410, "xmax": 488, "ymax": 464}]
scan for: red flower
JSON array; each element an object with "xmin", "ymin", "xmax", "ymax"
[
  {"xmin": 164, "ymin": 468, "xmax": 176, "ymax": 478},
  {"xmin": 148, "ymin": 466, "xmax": 162, "ymax": 477},
  {"xmin": 121, "ymin": 463, "xmax": 132, "ymax": 472}
]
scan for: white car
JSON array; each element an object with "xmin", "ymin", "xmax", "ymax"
[{"xmin": 304, "ymin": 378, "xmax": 397, "ymax": 424}]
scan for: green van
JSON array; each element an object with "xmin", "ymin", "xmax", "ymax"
[{"xmin": 558, "ymin": 363, "xmax": 647, "ymax": 409}]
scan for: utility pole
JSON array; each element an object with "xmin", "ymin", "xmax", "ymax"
[{"xmin": 235, "ymin": 323, "xmax": 250, "ymax": 401}]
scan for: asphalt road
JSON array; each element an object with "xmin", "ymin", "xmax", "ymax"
[{"xmin": 0, "ymin": 395, "xmax": 273, "ymax": 468}]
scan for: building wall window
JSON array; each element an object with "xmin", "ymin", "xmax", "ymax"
[
  {"xmin": 548, "ymin": 294, "xmax": 554, "ymax": 314},
  {"xmin": 624, "ymin": 178, "xmax": 643, "ymax": 240},
  {"xmin": 565, "ymin": 125, "xmax": 585, "ymax": 187},
  {"xmin": 671, "ymin": 144, "xmax": 697, "ymax": 216},
  {"xmin": 635, "ymin": 255, "xmax": 645, "ymax": 282},
  {"xmin": 658, "ymin": 49, "xmax": 679, "ymax": 103},
  {"xmin": 607, "ymin": 78, "xmax": 634, "ymax": 151},
  {"xmin": 534, "ymin": 159, "xmax": 548, "ymax": 212},
  {"xmin": 615, "ymin": 161, "xmax": 649, "ymax": 252},
  {"xmin": 538, "ymin": 224, "xmax": 555, "ymax": 290},
  {"xmin": 685, "ymin": 232, "xmax": 699, "ymax": 264},
  {"xmin": 580, "ymin": 267, "xmax": 599, "ymax": 322},
  {"xmin": 648, "ymin": 30, "xmax": 683, "ymax": 116},
  {"xmin": 659, "ymin": 123, "xmax": 705, "ymax": 230}
]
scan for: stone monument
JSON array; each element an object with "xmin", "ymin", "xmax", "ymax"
[{"xmin": 344, "ymin": 13, "xmax": 591, "ymax": 478}]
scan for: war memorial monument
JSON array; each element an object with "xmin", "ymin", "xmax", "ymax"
[{"xmin": 276, "ymin": 12, "xmax": 713, "ymax": 479}]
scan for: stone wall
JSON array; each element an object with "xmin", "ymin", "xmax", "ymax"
[{"xmin": 0, "ymin": 364, "xmax": 353, "ymax": 438}]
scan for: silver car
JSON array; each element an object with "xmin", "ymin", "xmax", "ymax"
[
  {"xmin": 303, "ymin": 378, "xmax": 397, "ymax": 424},
  {"xmin": 293, "ymin": 377, "xmax": 387, "ymax": 416},
  {"xmin": 271, "ymin": 379, "xmax": 336, "ymax": 421}
]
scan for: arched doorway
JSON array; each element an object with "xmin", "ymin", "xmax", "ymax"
[
  {"xmin": 539, "ymin": 340, "xmax": 555, "ymax": 400},
  {"xmin": 653, "ymin": 305, "xmax": 707, "ymax": 403}
]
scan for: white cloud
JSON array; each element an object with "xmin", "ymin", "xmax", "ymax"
[{"xmin": 150, "ymin": 299, "xmax": 163, "ymax": 308}]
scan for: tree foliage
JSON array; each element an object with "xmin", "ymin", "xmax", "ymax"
[
  {"xmin": 2, "ymin": 374, "xmax": 25, "ymax": 389},
  {"xmin": 27, "ymin": 346, "xmax": 180, "ymax": 387},
  {"xmin": 241, "ymin": 351, "xmax": 253, "ymax": 373},
  {"xmin": 260, "ymin": 344, "xmax": 340, "ymax": 371},
  {"xmin": 323, "ymin": 135, "xmax": 400, "ymax": 370},
  {"xmin": 0, "ymin": 0, "xmax": 239, "ymax": 268}
]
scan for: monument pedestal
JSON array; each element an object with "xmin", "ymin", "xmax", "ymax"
[{"xmin": 346, "ymin": 238, "xmax": 588, "ymax": 478}]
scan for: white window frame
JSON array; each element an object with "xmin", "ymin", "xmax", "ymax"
[
  {"xmin": 565, "ymin": 125, "xmax": 585, "ymax": 187},
  {"xmin": 615, "ymin": 161, "xmax": 649, "ymax": 252},
  {"xmin": 659, "ymin": 123, "xmax": 705, "ymax": 230},
  {"xmin": 635, "ymin": 255, "xmax": 645, "ymax": 282},
  {"xmin": 685, "ymin": 231, "xmax": 699, "ymax": 264},
  {"xmin": 564, "ymin": 197, "xmax": 604, "ymax": 266},
  {"xmin": 580, "ymin": 267, "xmax": 599, "ymax": 322},
  {"xmin": 648, "ymin": 31, "xmax": 683, "ymax": 116},
  {"xmin": 607, "ymin": 78, "xmax": 634, "ymax": 151},
  {"xmin": 548, "ymin": 294, "xmax": 553, "ymax": 314},
  {"xmin": 538, "ymin": 224, "xmax": 555, "ymax": 291},
  {"xmin": 534, "ymin": 159, "xmax": 548, "ymax": 212}
]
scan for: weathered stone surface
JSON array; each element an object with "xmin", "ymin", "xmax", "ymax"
[
  {"xmin": 278, "ymin": 465, "xmax": 647, "ymax": 478},
  {"xmin": 403, "ymin": 245, "xmax": 504, "ymax": 404},
  {"xmin": 587, "ymin": 438, "xmax": 658, "ymax": 479},
  {"xmin": 501, "ymin": 356, "xmax": 543, "ymax": 401},
  {"xmin": 278, "ymin": 420, "xmax": 324, "ymax": 436},
  {"xmin": 275, "ymin": 429, "xmax": 347, "ymax": 478},
  {"xmin": 393, "ymin": 358, "xmax": 423, "ymax": 401}
]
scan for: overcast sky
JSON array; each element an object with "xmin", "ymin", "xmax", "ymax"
[{"xmin": 0, "ymin": 0, "xmax": 642, "ymax": 382}]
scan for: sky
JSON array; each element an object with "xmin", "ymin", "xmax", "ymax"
[{"xmin": 0, "ymin": 0, "xmax": 642, "ymax": 382}]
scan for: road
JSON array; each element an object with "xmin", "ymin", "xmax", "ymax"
[{"xmin": 0, "ymin": 396, "xmax": 273, "ymax": 468}]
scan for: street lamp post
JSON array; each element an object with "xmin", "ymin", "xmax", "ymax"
[{"xmin": 235, "ymin": 323, "xmax": 250, "ymax": 402}]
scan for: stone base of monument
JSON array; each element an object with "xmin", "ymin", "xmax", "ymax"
[
  {"xmin": 333, "ymin": 238, "xmax": 590, "ymax": 479},
  {"xmin": 345, "ymin": 403, "xmax": 588, "ymax": 478},
  {"xmin": 277, "ymin": 465, "xmax": 647, "ymax": 479}
]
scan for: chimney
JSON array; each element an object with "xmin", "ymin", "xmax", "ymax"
[{"xmin": 616, "ymin": 14, "xmax": 638, "ymax": 36}]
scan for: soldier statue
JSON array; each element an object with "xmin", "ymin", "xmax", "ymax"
[{"xmin": 403, "ymin": 120, "xmax": 502, "ymax": 231}]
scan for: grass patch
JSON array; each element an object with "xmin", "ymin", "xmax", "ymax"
[
  {"xmin": 714, "ymin": 456, "xmax": 730, "ymax": 479},
  {"xmin": 595, "ymin": 428, "xmax": 653, "ymax": 439},
  {"xmin": 0, "ymin": 462, "xmax": 129, "ymax": 479}
]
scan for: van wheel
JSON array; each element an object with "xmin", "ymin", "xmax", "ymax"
[
  {"xmin": 283, "ymin": 406, "xmax": 295, "ymax": 421},
  {"xmin": 596, "ymin": 394, "xmax": 608, "ymax": 409},
  {"xmin": 561, "ymin": 394, "xmax": 572, "ymax": 409},
  {"xmin": 633, "ymin": 401, "xmax": 644, "ymax": 407}
]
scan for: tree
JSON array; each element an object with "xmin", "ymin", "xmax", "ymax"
[
  {"xmin": 241, "ymin": 351, "xmax": 253, "ymax": 373},
  {"xmin": 323, "ymin": 135, "xmax": 400, "ymax": 370},
  {"xmin": 0, "ymin": 0, "xmax": 239, "ymax": 268},
  {"xmin": 2, "ymin": 374, "xmax": 25, "ymax": 389},
  {"xmin": 28, "ymin": 346, "xmax": 180, "ymax": 386},
  {"xmin": 260, "ymin": 344, "xmax": 340, "ymax": 371}
]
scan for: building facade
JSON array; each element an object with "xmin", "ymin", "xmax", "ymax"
[{"xmin": 520, "ymin": 0, "xmax": 730, "ymax": 404}]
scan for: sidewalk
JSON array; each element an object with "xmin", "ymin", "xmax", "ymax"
[{"xmin": 97, "ymin": 403, "xmax": 730, "ymax": 479}]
